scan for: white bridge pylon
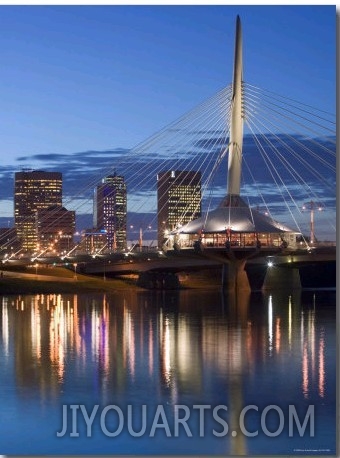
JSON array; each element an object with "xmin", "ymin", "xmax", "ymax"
[{"xmin": 227, "ymin": 14, "xmax": 244, "ymax": 198}]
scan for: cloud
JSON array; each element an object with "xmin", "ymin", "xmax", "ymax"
[{"xmin": 0, "ymin": 133, "xmax": 335, "ymax": 239}]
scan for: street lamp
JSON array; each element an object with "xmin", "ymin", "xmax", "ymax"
[
  {"xmin": 73, "ymin": 263, "xmax": 78, "ymax": 280},
  {"xmin": 302, "ymin": 201, "xmax": 323, "ymax": 245},
  {"xmin": 129, "ymin": 225, "xmax": 134, "ymax": 250},
  {"xmin": 138, "ymin": 227, "xmax": 142, "ymax": 253}
]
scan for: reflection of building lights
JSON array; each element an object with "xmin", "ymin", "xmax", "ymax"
[
  {"xmin": 123, "ymin": 306, "xmax": 135, "ymax": 379},
  {"xmin": 177, "ymin": 320, "xmax": 194, "ymax": 376},
  {"xmin": 90, "ymin": 298, "xmax": 110, "ymax": 379},
  {"xmin": 268, "ymin": 295, "xmax": 273, "ymax": 354},
  {"xmin": 49, "ymin": 296, "xmax": 66, "ymax": 382},
  {"xmin": 163, "ymin": 317, "xmax": 172, "ymax": 386},
  {"xmin": 148, "ymin": 319, "xmax": 154, "ymax": 376},
  {"xmin": 31, "ymin": 296, "xmax": 41, "ymax": 360},
  {"xmin": 302, "ymin": 343, "xmax": 309, "ymax": 398},
  {"xmin": 1, "ymin": 287, "xmax": 332, "ymax": 424},
  {"xmin": 309, "ymin": 309, "xmax": 315, "ymax": 375},
  {"xmin": 1, "ymin": 298, "xmax": 9, "ymax": 357},
  {"xmin": 288, "ymin": 296, "xmax": 292, "ymax": 349},
  {"xmin": 318, "ymin": 330, "xmax": 325, "ymax": 398},
  {"xmin": 300, "ymin": 307, "xmax": 320, "ymax": 400},
  {"xmin": 275, "ymin": 317, "xmax": 281, "ymax": 353}
]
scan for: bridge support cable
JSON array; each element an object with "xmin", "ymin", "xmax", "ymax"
[
  {"xmin": 244, "ymin": 93, "xmax": 336, "ymax": 174},
  {"xmin": 61, "ymin": 85, "xmax": 232, "ymax": 220},
  {"xmin": 244, "ymin": 83, "xmax": 336, "ymax": 129},
  {"xmin": 241, "ymin": 156, "xmax": 272, "ymax": 219},
  {"xmin": 242, "ymin": 86, "xmax": 335, "ymax": 239},
  {"xmin": 245, "ymin": 119, "xmax": 308, "ymax": 239},
  {"xmin": 165, "ymin": 110, "xmax": 232, "ymax": 229},
  {"xmin": 244, "ymin": 83, "xmax": 336, "ymax": 141},
  {"xmin": 244, "ymin": 108, "xmax": 336, "ymax": 186},
  {"xmin": 112, "ymin": 88, "xmax": 231, "ymax": 207},
  {"xmin": 72, "ymin": 85, "xmax": 231, "ymax": 250},
  {"xmin": 244, "ymin": 115, "xmax": 330, "ymax": 204},
  {"xmin": 242, "ymin": 94, "xmax": 336, "ymax": 230},
  {"xmin": 128, "ymin": 93, "xmax": 232, "ymax": 218},
  {"xmin": 125, "ymin": 94, "xmax": 232, "ymax": 230}
]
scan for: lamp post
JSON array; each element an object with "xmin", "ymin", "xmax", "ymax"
[
  {"xmin": 129, "ymin": 225, "xmax": 134, "ymax": 250},
  {"xmin": 113, "ymin": 231, "xmax": 117, "ymax": 253},
  {"xmin": 73, "ymin": 262, "xmax": 78, "ymax": 280},
  {"xmin": 58, "ymin": 231, "xmax": 62, "ymax": 255},
  {"xmin": 302, "ymin": 201, "xmax": 323, "ymax": 245},
  {"xmin": 139, "ymin": 227, "xmax": 143, "ymax": 253}
]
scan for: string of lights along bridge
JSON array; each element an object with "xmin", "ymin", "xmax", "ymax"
[{"xmin": 0, "ymin": 16, "xmax": 336, "ymax": 267}]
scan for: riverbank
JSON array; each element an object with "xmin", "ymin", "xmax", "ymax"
[
  {"xmin": 0, "ymin": 266, "xmax": 138, "ymax": 294},
  {"xmin": 0, "ymin": 277, "xmax": 137, "ymax": 294},
  {"xmin": 0, "ymin": 266, "xmax": 222, "ymax": 294}
]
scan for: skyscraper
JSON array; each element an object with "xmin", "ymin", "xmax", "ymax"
[
  {"xmin": 157, "ymin": 170, "xmax": 201, "ymax": 248},
  {"xmin": 14, "ymin": 170, "xmax": 63, "ymax": 251},
  {"xmin": 93, "ymin": 175, "xmax": 127, "ymax": 251}
]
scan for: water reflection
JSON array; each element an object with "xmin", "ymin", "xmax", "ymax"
[
  {"xmin": 0, "ymin": 291, "xmax": 335, "ymax": 402},
  {"xmin": 299, "ymin": 300, "xmax": 327, "ymax": 400},
  {"xmin": 0, "ymin": 288, "xmax": 336, "ymax": 455}
]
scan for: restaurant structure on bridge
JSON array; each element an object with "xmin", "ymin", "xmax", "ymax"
[{"xmin": 166, "ymin": 195, "xmax": 299, "ymax": 251}]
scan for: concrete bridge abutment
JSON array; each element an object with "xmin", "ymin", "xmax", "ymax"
[{"xmin": 262, "ymin": 265, "xmax": 301, "ymax": 291}]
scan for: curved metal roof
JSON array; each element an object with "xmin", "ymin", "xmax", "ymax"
[{"xmin": 174, "ymin": 196, "xmax": 297, "ymax": 235}]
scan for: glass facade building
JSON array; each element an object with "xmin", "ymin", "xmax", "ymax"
[
  {"xmin": 14, "ymin": 170, "xmax": 63, "ymax": 251},
  {"xmin": 93, "ymin": 175, "xmax": 127, "ymax": 251},
  {"xmin": 157, "ymin": 170, "xmax": 201, "ymax": 249}
]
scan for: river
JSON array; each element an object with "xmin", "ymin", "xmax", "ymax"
[{"xmin": 0, "ymin": 288, "xmax": 336, "ymax": 455}]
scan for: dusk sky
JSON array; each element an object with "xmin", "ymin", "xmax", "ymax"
[{"xmin": 0, "ymin": 5, "xmax": 336, "ymax": 239}]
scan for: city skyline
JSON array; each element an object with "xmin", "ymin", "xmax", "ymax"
[{"xmin": 0, "ymin": 5, "xmax": 336, "ymax": 240}]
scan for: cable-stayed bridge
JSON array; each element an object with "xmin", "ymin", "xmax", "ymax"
[{"xmin": 1, "ymin": 17, "xmax": 336, "ymax": 290}]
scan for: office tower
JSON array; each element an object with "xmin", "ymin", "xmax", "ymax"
[
  {"xmin": 157, "ymin": 170, "xmax": 201, "ymax": 248},
  {"xmin": 14, "ymin": 170, "xmax": 62, "ymax": 251},
  {"xmin": 36, "ymin": 206, "xmax": 75, "ymax": 254},
  {"xmin": 93, "ymin": 174, "xmax": 127, "ymax": 251}
]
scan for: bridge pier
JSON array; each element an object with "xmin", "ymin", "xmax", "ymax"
[
  {"xmin": 262, "ymin": 265, "xmax": 301, "ymax": 291},
  {"xmin": 221, "ymin": 260, "xmax": 251, "ymax": 291}
]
